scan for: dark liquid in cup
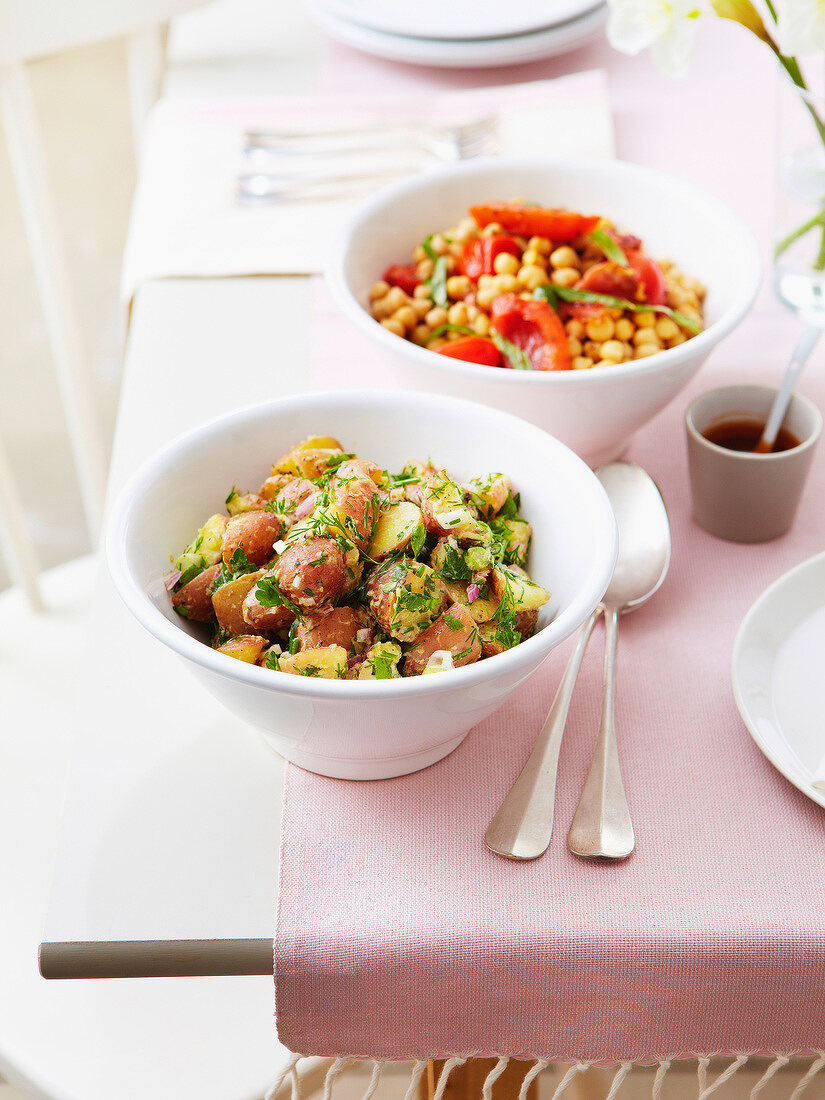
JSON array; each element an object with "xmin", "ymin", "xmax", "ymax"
[{"xmin": 703, "ymin": 418, "xmax": 801, "ymax": 453}]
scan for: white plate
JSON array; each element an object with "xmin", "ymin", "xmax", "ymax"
[
  {"xmin": 307, "ymin": 2, "xmax": 607, "ymax": 68},
  {"xmin": 319, "ymin": 0, "xmax": 598, "ymax": 41},
  {"xmin": 732, "ymin": 551, "xmax": 825, "ymax": 809}
]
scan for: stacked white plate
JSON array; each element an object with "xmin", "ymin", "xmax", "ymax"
[{"xmin": 306, "ymin": 0, "xmax": 607, "ymax": 68}]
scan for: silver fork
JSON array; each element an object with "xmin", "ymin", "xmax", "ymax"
[
  {"xmin": 236, "ymin": 116, "xmax": 498, "ymax": 203},
  {"xmin": 243, "ymin": 115, "xmax": 498, "ymax": 160}
]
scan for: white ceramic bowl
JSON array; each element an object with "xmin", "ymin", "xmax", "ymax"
[
  {"xmin": 107, "ymin": 390, "xmax": 617, "ymax": 780},
  {"xmin": 328, "ymin": 158, "xmax": 762, "ymax": 467}
]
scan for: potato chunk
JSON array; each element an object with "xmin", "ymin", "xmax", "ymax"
[
  {"xmin": 353, "ymin": 641, "xmax": 402, "ymax": 680},
  {"xmin": 420, "ymin": 474, "xmax": 484, "ymax": 542},
  {"xmin": 221, "ymin": 511, "xmax": 284, "ymax": 567},
  {"xmin": 491, "ymin": 517, "xmax": 532, "ymax": 568},
  {"xmin": 217, "ymin": 635, "xmax": 268, "ymax": 663},
  {"xmin": 366, "ymin": 560, "xmax": 447, "ymax": 643},
  {"xmin": 443, "ymin": 579, "xmax": 499, "ymax": 624},
  {"xmin": 465, "ymin": 473, "xmax": 511, "ymax": 520},
  {"xmin": 211, "ymin": 570, "xmax": 265, "ymax": 637},
  {"xmin": 328, "ymin": 469, "xmax": 381, "ymax": 552},
  {"xmin": 369, "ymin": 501, "xmax": 423, "ymax": 560},
  {"xmin": 403, "ymin": 602, "xmax": 482, "ymax": 677},
  {"xmin": 278, "ymin": 646, "xmax": 347, "ymax": 679},
  {"xmin": 272, "ymin": 436, "xmax": 343, "ymax": 476},
  {"xmin": 242, "ymin": 579, "xmax": 295, "ymax": 633},
  {"xmin": 171, "ymin": 563, "xmax": 220, "ymax": 622},
  {"xmin": 478, "ymin": 609, "xmax": 540, "ymax": 657},
  {"xmin": 174, "ymin": 513, "xmax": 228, "ymax": 574},
  {"xmin": 271, "ymin": 537, "xmax": 345, "ymax": 611},
  {"xmin": 296, "ymin": 606, "xmax": 367, "ymax": 654},
  {"xmin": 490, "ymin": 564, "xmax": 550, "ymax": 612}
]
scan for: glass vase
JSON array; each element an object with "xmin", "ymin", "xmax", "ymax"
[{"xmin": 774, "ymin": 63, "xmax": 825, "ymax": 322}]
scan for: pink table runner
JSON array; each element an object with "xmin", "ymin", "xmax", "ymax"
[{"xmin": 274, "ymin": 24, "xmax": 825, "ymax": 1068}]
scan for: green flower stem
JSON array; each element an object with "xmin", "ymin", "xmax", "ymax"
[
  {"xmin": 775, "ymin": 211, "xmax": 825, "ymax": 258},
  {"xmin": 816, "ymin": 224, "xmax": 825, "ymax": 272}
]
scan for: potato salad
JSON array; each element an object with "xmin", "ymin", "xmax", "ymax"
[{"xmin": 166, "ymin": 435, "xmax": 550, "ymax": 679}]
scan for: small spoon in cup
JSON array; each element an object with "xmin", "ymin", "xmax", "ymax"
[{"xmin": 755, "ymin": 324, "xmax": 821, "ymax": 453}]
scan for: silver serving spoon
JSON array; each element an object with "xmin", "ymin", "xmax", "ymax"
[
  {"xmin": 754, "ymin": 323, "xmax": 821, "ymax": 453},
  {"xmin": 485, "ymin": 461, "xmax": 668, "ymax": 860},
  {"xmin": 567, "ymin": 463, "xmax": 671, "ymax": 860}
]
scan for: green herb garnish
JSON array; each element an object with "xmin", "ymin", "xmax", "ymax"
[
  {"xmin": 422, "ymin": 235, "xmax": 449, "ymax": 308},
  {"xmin": 410, "ymin": 523, "xmax": 427, "ymax": 558},
  {"xmin": 534, "ymin": 284, "xmax": 701, "ymax": 334},
  {"xmin": 426, "ymin": 322, "xmax": 475, "ymax": 343},
  {"xmin": 588, "ymin": 229, "xmax": 628, "ymax": 266},
  {"xmin": 264, "ymin": 649, "xmax": 281, "ymax": 671},
  {"xmin": 490, "ymin": 330, "xmax": 533, "ymax": 370},
  {"xmin": 255, "ymin": 575, "xmax": 300, "ymax": 614},
  {"xmin": 440, "ymin": 545, "xmax": 472, "ymax": 582}
]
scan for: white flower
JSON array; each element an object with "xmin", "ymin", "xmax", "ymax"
[
  {"xmin": 775, "ymin": 0, "xmax": 825, "ymax": 56},
  {"xmin": 607, "ymin": 0, "xmax": 702, "ymax": 77}
]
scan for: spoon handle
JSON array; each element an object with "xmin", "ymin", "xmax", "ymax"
[
  {"xmin": 567, "ymin": 606, "xmax": 635, "ymax": 860},
  {"xmin": 756, "ymin": 324, "xmax": 821, "ymax": 452},
  {"xmin": 485, "ymin": 608, "xmax": 601, "ymax": 860}
]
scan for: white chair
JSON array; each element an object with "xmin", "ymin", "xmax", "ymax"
[{"xmin": 0, "ymin": 4, "xmax": 332, "ymax": 1098}]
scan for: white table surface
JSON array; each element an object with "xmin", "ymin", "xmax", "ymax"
[{"xmin": 41, "ymin": 0, "xmax": 792, "ymax": 977}]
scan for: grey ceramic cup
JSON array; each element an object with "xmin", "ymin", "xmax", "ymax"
[{"xmin": 685, "ymin": 384, "xmax": 822, "ymax": 542}]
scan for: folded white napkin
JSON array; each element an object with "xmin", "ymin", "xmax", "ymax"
[{"xmin": 121, "ymin": 70, "xmax": 614, "ymax": 305}]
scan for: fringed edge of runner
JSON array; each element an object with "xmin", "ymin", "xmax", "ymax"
[{"xmin": 265, "ymin": 1050, "xmax": 825, "ymax": 1100}]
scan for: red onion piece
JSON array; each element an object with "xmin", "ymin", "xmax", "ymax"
[
  {"xmin": 164, "ymin": 569, "xmax": 182, "ymax": 591},
  {"xmin": 347, "ymin": 654, "xmax": 365, "ymax": 669},
  {"xmin": 295, "ymin": 489, "xmax": 320, "ymax": 520},
  {"xmin": 467, "ymin": 583, "xmax": 481, "ymax": 604}
]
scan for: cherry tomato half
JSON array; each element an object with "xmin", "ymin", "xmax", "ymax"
[
  {"xmin": 470, "ymin": 202, "xmax": 599, "ymax": 243},
  {"xmin": 490, "ymin": 294, "xmax": 571, "ymax": 371},
  {"xmin": 436, "ymin": 336, "xmax": 501, "ymax": 368}
]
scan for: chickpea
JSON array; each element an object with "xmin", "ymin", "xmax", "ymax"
[
  {"xmin": 655, "ymin": 317, "xmax": 679, "ymax": 340},
  {"xmin": 425, "ymin": 306, "xmax": 448, "ymax": 327},
  {"xmin": 482, "ymin": 222, "xmax": 503, "ymax": 237},
  {"xmin": 381, "ymin": 318, "xmax": 405, "ymax": 337},
  {"xmin": 521, "ymin": 248, "xmax": 545, "ymax": 267},
  {"xmin": 634, "ymin": 344, "xmax": 660, "ymax": 359},
  {"xmin": 384, "ymin": 287, "xmax": 408, "ymax": 312},
  {"xmin": 668, "ymin": 331, "xmax": 687, "ymax": 347},
  {"xmin": 528, "ymin": 236, "xmax": 551, "ymax": 255},
  {"xmin": 566, "ymin": 319, "xmax": 584, "ymax": 339},
  {"xmin": 429, "ymin": 234, "xmax": 449, "ymax": 255},
  {"xmin": 471, "ymin": 314, "xmax": 490, "ymax": 336},
  {"xmin": 475, "ymin": 287, "xmax": 499, "ymax": 310},
  {"xmin": 412, "ymin": 324, "xmax": 431, "ymax": 345},
  {"xmin": 572, "ymin": 356, "xmax": 594, "ymax": 370},
  {"xmin": 586, "ymin": 317, "xmax": 615, "ymax": 342},
  {"xmin": 550, "ymin": 246, "xmax": 579, "ymax": 269},
  {"xmin": 412, "ymin": 298, "xmax": 432, "ymax": 318},
  {"xmin": 454, "ymin": 216, "xmax": 477, "ymax": 242},
  {"xmin": 683, "ymin": 276, "xmax": 706, "ymax": 298},
  {"xmin": 412, "ymin": 245, "xmax": 427, "ymax": 262},
  {"xmin": 417, "ymin": 258, "xmax": 434, "ymax": 280},
  {"xmin": 448, "ymin": 302, "xmax": 469, "ymax": 326},
  {"xmin": 594, "ymin": 359, "xmax": 619, "ymax": 369},
  {"xmin": 428, "ymin": 338, "xmax": 447, "ymax": 351},
  {"xmin": 633, "ymin": 326, "xmax": 660, "ymax": 347},
  {"xmin": 584, "ymin": 340, "xmax": 601, "ymax": 359},
  {"xmin": 567, "ymin": 337, "xmax": 583, "ymax": 357},
  {"xmin": 493, "ymin": 252, "xmax": 520, "ymax": 276},
  {"xmin": 478, "ymin": 274, "xmax": 495, "ymax": 289},
  {"xmin": 371, "ymin": 294, "xmax": 392, "ymax": 320},
  {"xmin": 443, "ymin": 255, "xmax": 457, "ymax": 276},
  {"xmin": 369, "ymin": 280, "xmax": 390, "ymax": 300},
  {"xmin": 551, "ymin": 267, "xmax": 580, "ymax": 288},
  {"xmin": 518, "ymin": 265, "xmax": 548, "ymax": 292},
  {"xmin": 599, "ymin": 339, "xmax": 626, "ymax": 362},
  {"xmin": 446, "ymin": 275, "xmax": 471, "ymax": 299},
  {"xmin": 413, "ymin": 284, "xmax": 432, "ymax": 300},
  {"xmin": 494, "ymin": 273, "xmax": 517, "ymax": 294},
  {"xmin": 634, "ymin": 311, "xmax": 656, "ymax": 328},
  {"xmin": 393, "ymin": 305, "xmax": 418, "ymax": 330},
  {"xmin": 615, "ymin": 318, "xmax": 635, "ymax": 341}
]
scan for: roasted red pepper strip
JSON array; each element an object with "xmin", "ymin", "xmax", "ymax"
[
  {"xmin": 575, "ymin": 260, "xmax": 642, "ymax": 300},
  {"xmin": 460, "ymin": 236, "xmax": 521, "ymax": 280},
  {"xmin": 490, "ymin": 294, "xmax": 572, "ymax": 371},
  {"xmin": 470, "ymin": 202, "xmax": 599, "ymax": 243},
  {"xmin": 436, "ymin": 336, "xmax": 501, "ymax": 368},
  {"xmin": 382, "ymin": 263, "xmax": 419, "ymax": 296},
  {"xmin": 627, "ymin": 250, "xmax": 668, "ymax": 305}
]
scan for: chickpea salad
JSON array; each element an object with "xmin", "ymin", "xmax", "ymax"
[
  {"xmin": 165, "ymin": 435, "xmax": 550, "ymax": 680},
  {"xmin": 370, "ymin": 201, "xmax": 706, "ymax": 372}
]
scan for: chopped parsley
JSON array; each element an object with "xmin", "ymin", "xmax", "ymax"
[
  {"xmin": 255, "ymin": 575, "xmax": 300, "ymax": 614},
  {"xmin": 264, "ymin": 649, "xmax": 281, "ymax": 671},
  {"xmin": 410, "ymin": 523, "xmax": 427, "ymax": 558},
  {"xmin": 440, "ymin": 545, "xmax": 472, "ymax": 582}
]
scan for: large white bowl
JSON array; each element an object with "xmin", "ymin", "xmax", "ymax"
[
  {"xmin": 107, "ymin": 390, "xmax": 617, "ymax": 780},
  {"xmin": 328, "ymin": 158, "xmax": 762, "ymax": 467}
]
